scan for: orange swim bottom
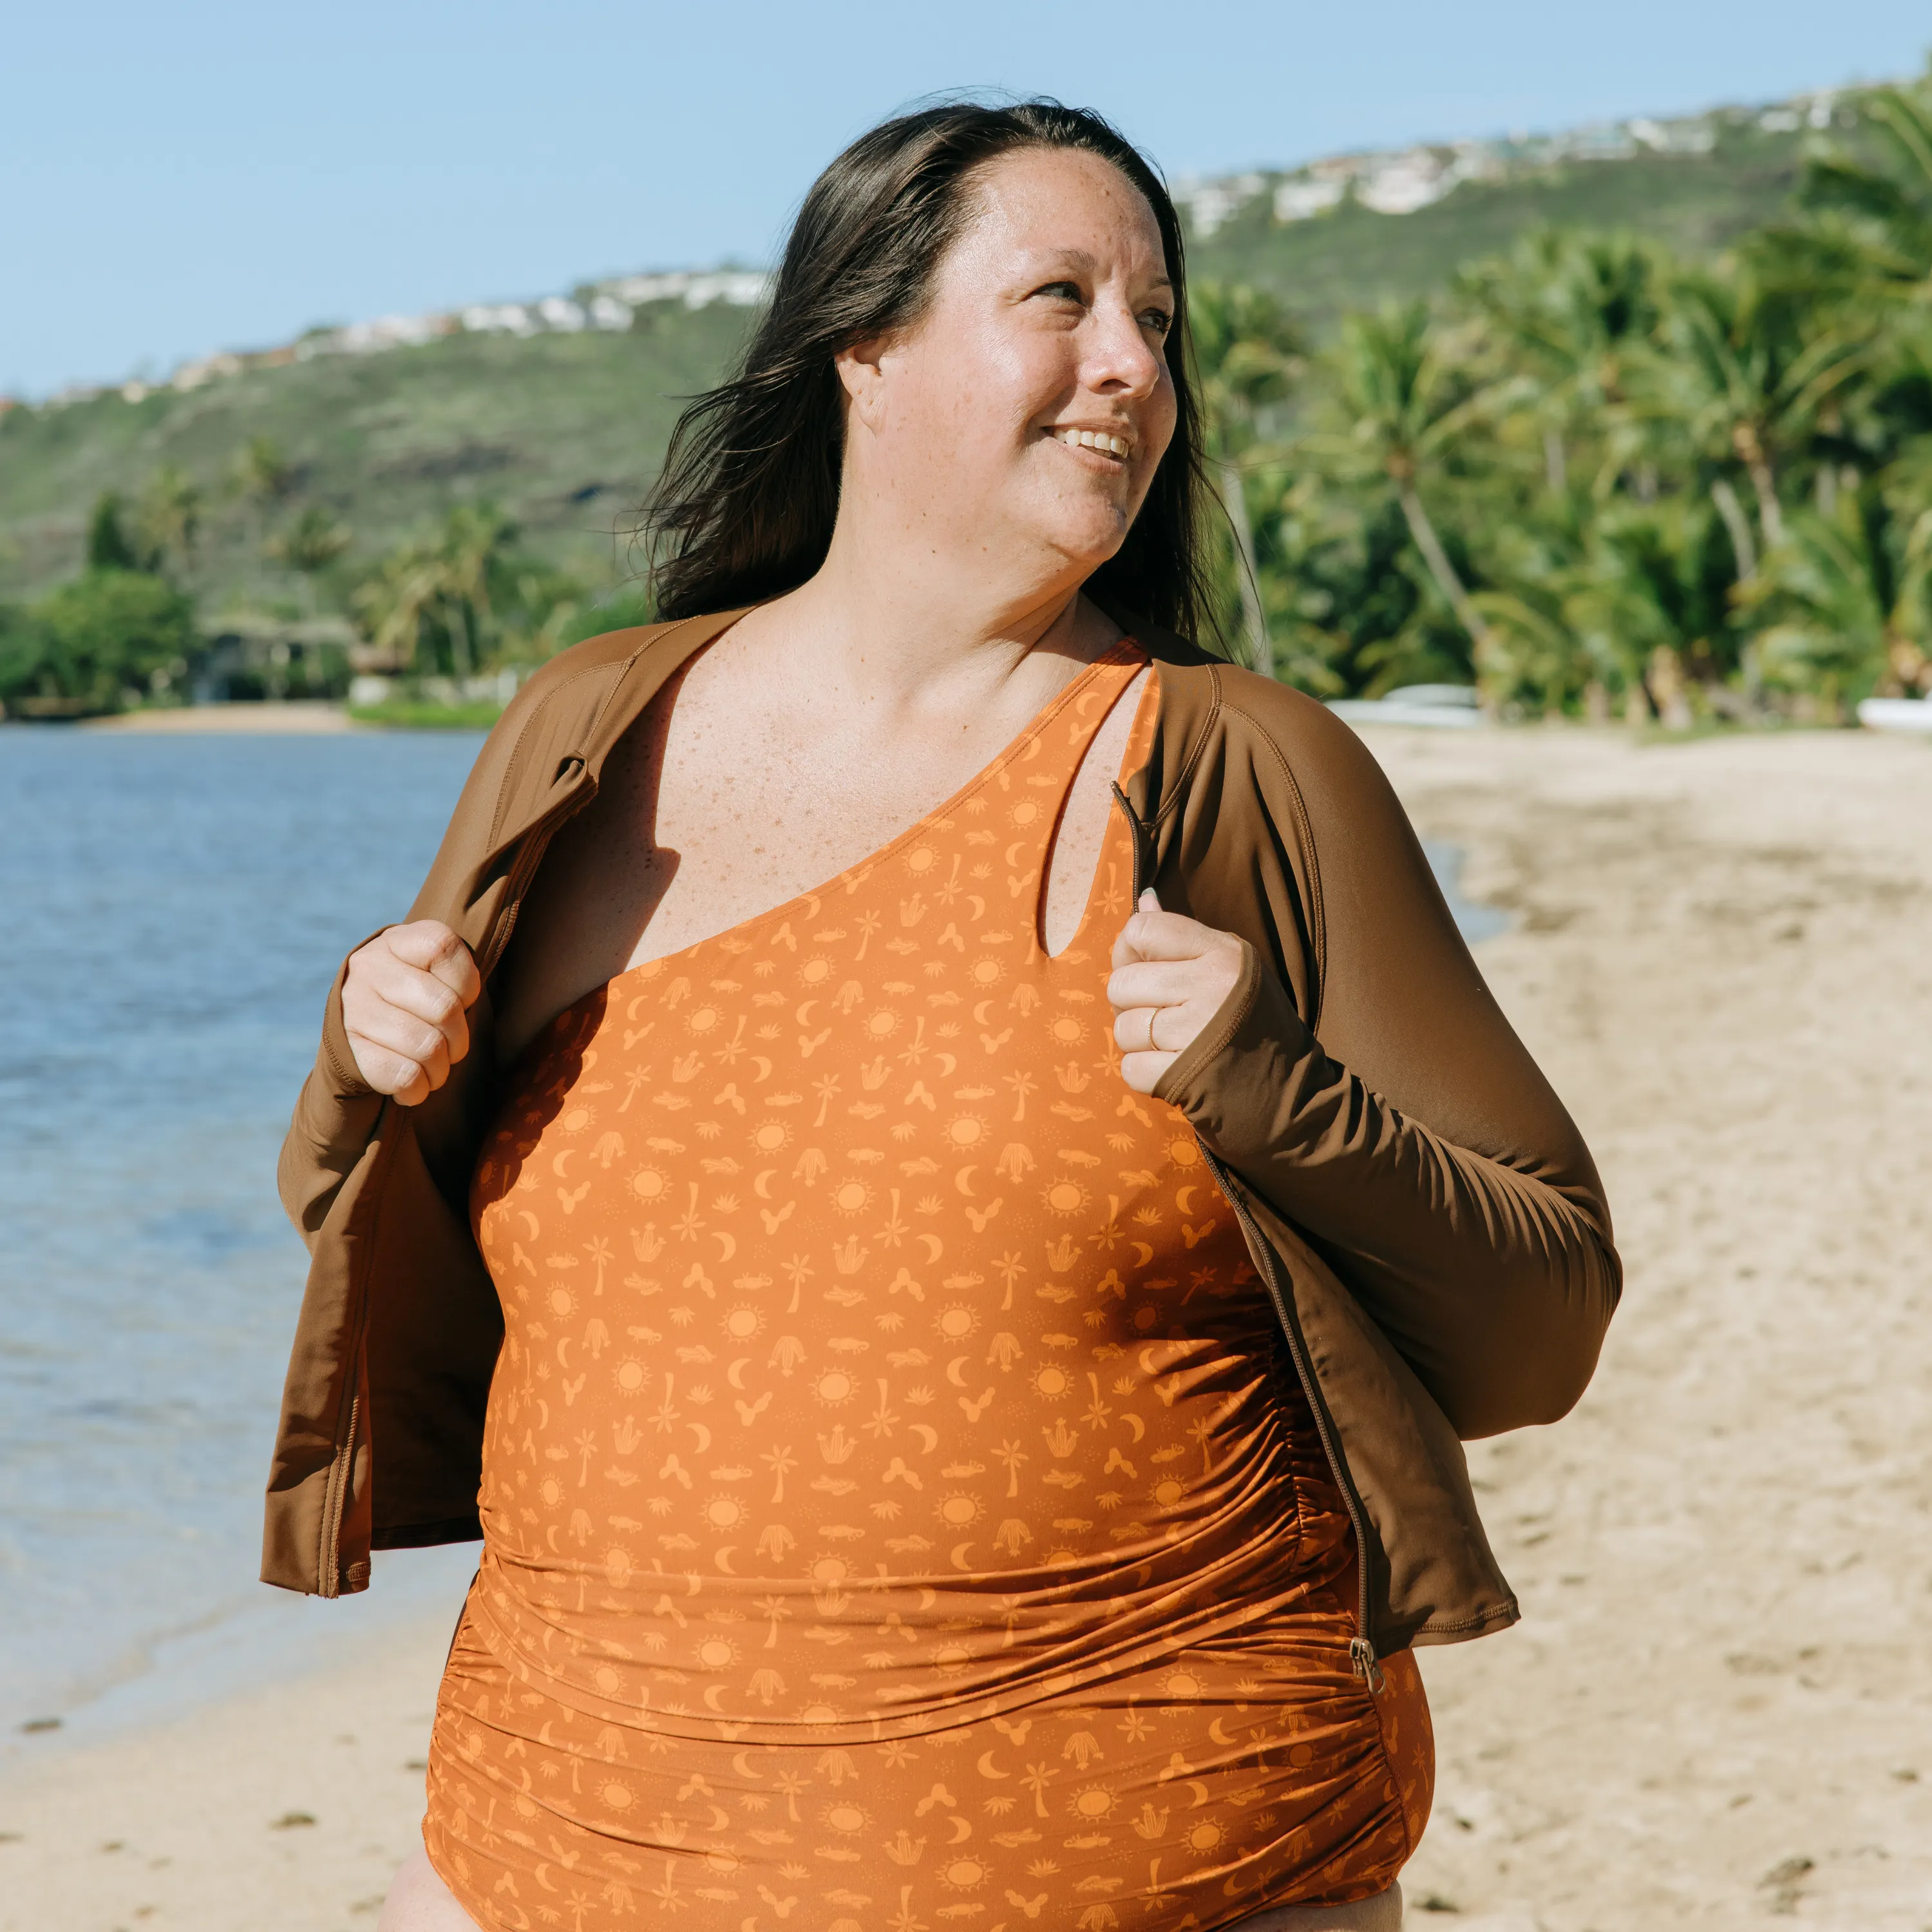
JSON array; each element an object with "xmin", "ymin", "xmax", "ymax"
[{"xmin": 424, "ymin": 1590, "xmax": 1432, "ymax": 1932}]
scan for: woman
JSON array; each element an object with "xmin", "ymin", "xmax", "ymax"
[{"xmin": 268, "ymin": 103, "xmax": 1619, "ymax": 1932}]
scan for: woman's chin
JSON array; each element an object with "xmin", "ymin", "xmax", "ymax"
[{"xmin": 1029, "ymin": 508, "xmax": 1134, "ymax": 580}]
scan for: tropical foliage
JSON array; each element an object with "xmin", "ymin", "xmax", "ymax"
[
  {"xmin": 0, "ymin": 569, "xmax": 198, "ymax": 714},
  {"xmin": 1209, "ymin": 66, "xmax": 1932, "ymax": 718}
]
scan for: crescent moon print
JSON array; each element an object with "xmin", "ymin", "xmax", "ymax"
[{"xmin": 433, "ymin": 644, "xmax": 1433, "ymax": 1924}]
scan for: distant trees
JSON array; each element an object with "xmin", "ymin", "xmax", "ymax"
[
  {"xmin": 0, "ymin": 569, "xmax": 196, "ymax": 714},
  {"xmin": 1208, "ymin": 62, "xmax": 1932, "ymax": 719},
  {"xmin": 352, "ymin": 502, "xmax": 589, "ymax": 682},
  {"xmin": 85, "ymin": 493, "xmax": 150, "ymax": 573},
  {"xmin": 135, "ymin": 466, "xmax": 204, "ymax": 580},
  {"xmin": 1190, "ymin": 281, "xmax": 1304, "ymax": 672},
  {"xmin": 267, "ymin": 506, "xmax": 352, "ymax": 614}
]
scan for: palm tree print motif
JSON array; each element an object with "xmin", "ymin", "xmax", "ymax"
[{"xmin": 424, "ymin": 644, "xmax": 1432, "ymax": 1928}]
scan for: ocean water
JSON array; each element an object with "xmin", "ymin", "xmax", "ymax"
[
  {"xmin": 0, "ymin": 728, "xmax": 489, "ymax": 1750},
  {"xmin": 0, "ymin": 724, "xmax": 1504, "ymax": 1749}
]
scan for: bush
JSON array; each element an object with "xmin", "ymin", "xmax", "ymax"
[{"xmin": 5, "ymin": 569, "xmax": 198, "ymax": 713}]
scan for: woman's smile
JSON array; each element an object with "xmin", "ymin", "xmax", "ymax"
[{"xmin": 1047, "ymin": 422, "xmax": 1135, "ymax": 460}]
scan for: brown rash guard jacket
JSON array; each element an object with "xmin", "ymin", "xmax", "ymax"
[{"xmin": 267, "ymin": 609, "xmax": 1620, "ymax": 1667}]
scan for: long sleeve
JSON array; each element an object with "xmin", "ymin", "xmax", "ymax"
[
  {"xmin": 1144, "ymin": 667, "xmax": 1620, "ymax": 1441},
  {"xmin": 1156, "ymin": 940, "xmax": 1620, "ymax": 1437}
]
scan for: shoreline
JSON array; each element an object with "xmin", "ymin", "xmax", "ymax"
[
  {"xmin": 76, "ymin": 701, "xmax": 363, "ymax": 733},
  {"xmin": 8, "ymin": 724, "xmax": 1931, "ymax": 1929}
]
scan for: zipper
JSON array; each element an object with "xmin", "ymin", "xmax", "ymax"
[
  {"xmin": 1110, "ymin": 781, "xmax": 1159, "ymax": 905},
  {"xmin": 1108, "ymin": 778, "xmax": 1381, "ymax": 1691},
  {"xmin": 319, "ymin": 1390, "xmax": 361, "ymax": 1598}
]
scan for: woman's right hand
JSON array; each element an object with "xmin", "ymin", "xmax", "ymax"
[{"xmin": 341, "ymin": 920, "xmax": 482, "ymax": 1105}]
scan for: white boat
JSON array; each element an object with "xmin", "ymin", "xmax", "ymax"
[
  {"xmin": 1856, "ymin": 697, "xmax": 1932, "ymax": 735},
  {"xmin": 1327, "ymin": 683, "xmax": 1484, "ymax": 730}
]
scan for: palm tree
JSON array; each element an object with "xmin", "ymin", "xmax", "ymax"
[
  {"xmin": 435, "ymin": 502, "xmax": 515, "ymax": 678},
  {"xmin": 1307, "ymin": 300, "xmax": 1495, "ymax": 652},
  {"xmin": 353, "ymin": 542, "xmax": 445, "ymax": 674},
  {"xmin": 1189, "ymin": 282, "xmax": 1304, "ymax": 674},
  {"xmin": 1459, "ymin": 228, "xmax": 1666, "ymax": 495},
  {"xmin": 1797, "ymin": 67, "xmax": 1932, "ymax": 290},
  {"xmin": 1644, "ymin": 262, "xmax": 1871, "ymax": 558},
  {"xmin": 1741, "ymin": 482, "xmax": 1932, "ymax": 707},
  {"xmin": 235, "ymin": 436, "xmax": 297, "ymax": 509},
  {"xmin": 1563, "ymin": 500, "xmax": 1739, "ymax": 723},
  {"xmin": 234, "ymin": 438, "xmax": 298, "ymax": 598},
  {"xmin": 268, "ymin": 506, "xmax": 351, "ymax": 616},
  {"xmin": 134, "ymin": 468, "xmax": 204, "ymax": 583}
]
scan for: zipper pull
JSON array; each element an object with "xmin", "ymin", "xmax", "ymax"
[{"xmin": 1349, "ymin": 1636, "xmax": 1385, "ymax": 1694}]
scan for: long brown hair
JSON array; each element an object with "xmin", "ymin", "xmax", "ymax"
[{"xmin": 639, "ymin": 100, "xmax": 1218, "ymax": 644}]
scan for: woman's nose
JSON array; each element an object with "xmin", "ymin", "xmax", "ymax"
[{"xmin": 1084, "ymin": 302, "xmax": 1164, "ymax": 397}]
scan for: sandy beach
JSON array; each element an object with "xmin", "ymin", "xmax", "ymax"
[
  {"xmin": 77, "ymin": 702, "xmax": 361, "ymax": 733},
  {"xmin": 5, "ymin": 723, "xmax": 1928, "ymax": 1931}
]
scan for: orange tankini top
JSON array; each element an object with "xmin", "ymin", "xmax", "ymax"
[{"xmin": 425, "ymin": 642, "xmax": 1432, "ymax": 1931}]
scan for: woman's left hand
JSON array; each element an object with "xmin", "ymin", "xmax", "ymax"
[{"xmin": 1108, "ymin": 890, "xmax": 1247, "ymax": 1094}]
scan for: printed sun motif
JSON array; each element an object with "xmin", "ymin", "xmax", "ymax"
[
  {"xmin": 812, "ymin": 1367, "xmax": 860, "ymax": 1408},
  {"xmin": 694, "ymin": 1633, "xmax": 743, "ymax": 1672},
  {"xmin": 828, "ymin": 1179, "xmax": 874, "ymax": 1217},
  {"xmin": 702, "ymin": 1494, "xmax": 750, "ymax": 1533},
  {"xmin": 629, "ymin": 1164, "xmax": 670, "ymax": 1205},
  {"xmin": 545, "ymin": 1285, "xmax": 578, "ymax": 1318},
  {"xmin": 938, "ymin": 1853, "xmax": 990, "ymax": 1892},
  {"xmin": 612, "ymin": 1357, "xmax": 650, "ymax": 1395},
  {"xmin": 749, "ymin": 1120, "xmax": 793, "ymax": 1158},
  {"xmin": 721, "ymin": 1304, "xmax": 766, "ymax": 1344},
  {"xmin": 936, "ymin": 1492, "xmax": 983, "ymax": 1529},
  {"xmin": 933, "ymin": 1303, "xmax": 980, "ymax": 1343},
  {"xmin": 1042, "ymin": 1176, "xmax": 1091, "ymax": 1217}
]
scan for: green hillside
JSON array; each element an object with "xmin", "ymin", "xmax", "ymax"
[
  {"xmin": 0, "ymin": 112, "xmax": 1810, "ymax": 614},
  {"xmin": 0, "ymin": 304, "xmax": 753, "ymax": 608},
  {"xmin": 1189, "ymin": 120, "xmax": 1804, "ymax": 327}
]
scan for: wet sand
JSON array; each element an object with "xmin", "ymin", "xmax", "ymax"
[{"xmin": 5, "ymin": 724, "xmax": 1929, "ymax": 1931}]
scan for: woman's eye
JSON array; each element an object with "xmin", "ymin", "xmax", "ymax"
[
  {"xmin": 1141, "ymin": 309, "xmax": 1174, "ymax": 335},
  {"xmin": 1035, "ymin": 281, "xmax": 1084, "ymax": 303}
]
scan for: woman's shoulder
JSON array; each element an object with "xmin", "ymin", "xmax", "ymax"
[
  {"xmin": 473, "ymin": 611, "xmax": 740, "ymax": 790},
  {"xmin": 1133, "ymin": 623, "xmax": 1403, "ymax": 828}
]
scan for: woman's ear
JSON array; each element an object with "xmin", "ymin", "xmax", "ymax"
[{"xmin": 834, "ymin": 336, "xmax": 890, "ymax": 436}]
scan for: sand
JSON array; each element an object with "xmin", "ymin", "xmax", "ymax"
[
  {"xmin": 79, "ymin": 701, "xmax": 360, "ymax": 732},
  {"xmin": 5, "ymin": 724, "xmax": 1929, "ymax": 1931}
]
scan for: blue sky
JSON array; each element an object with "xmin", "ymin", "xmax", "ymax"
[{"xmin": 7, "ymin": 1, "xmax": 1927, "ymax": 398}]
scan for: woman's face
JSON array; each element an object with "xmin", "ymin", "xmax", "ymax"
[{"xmin": 842, "ymin": 146, "xmax": 1180, "ymax": 588}]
